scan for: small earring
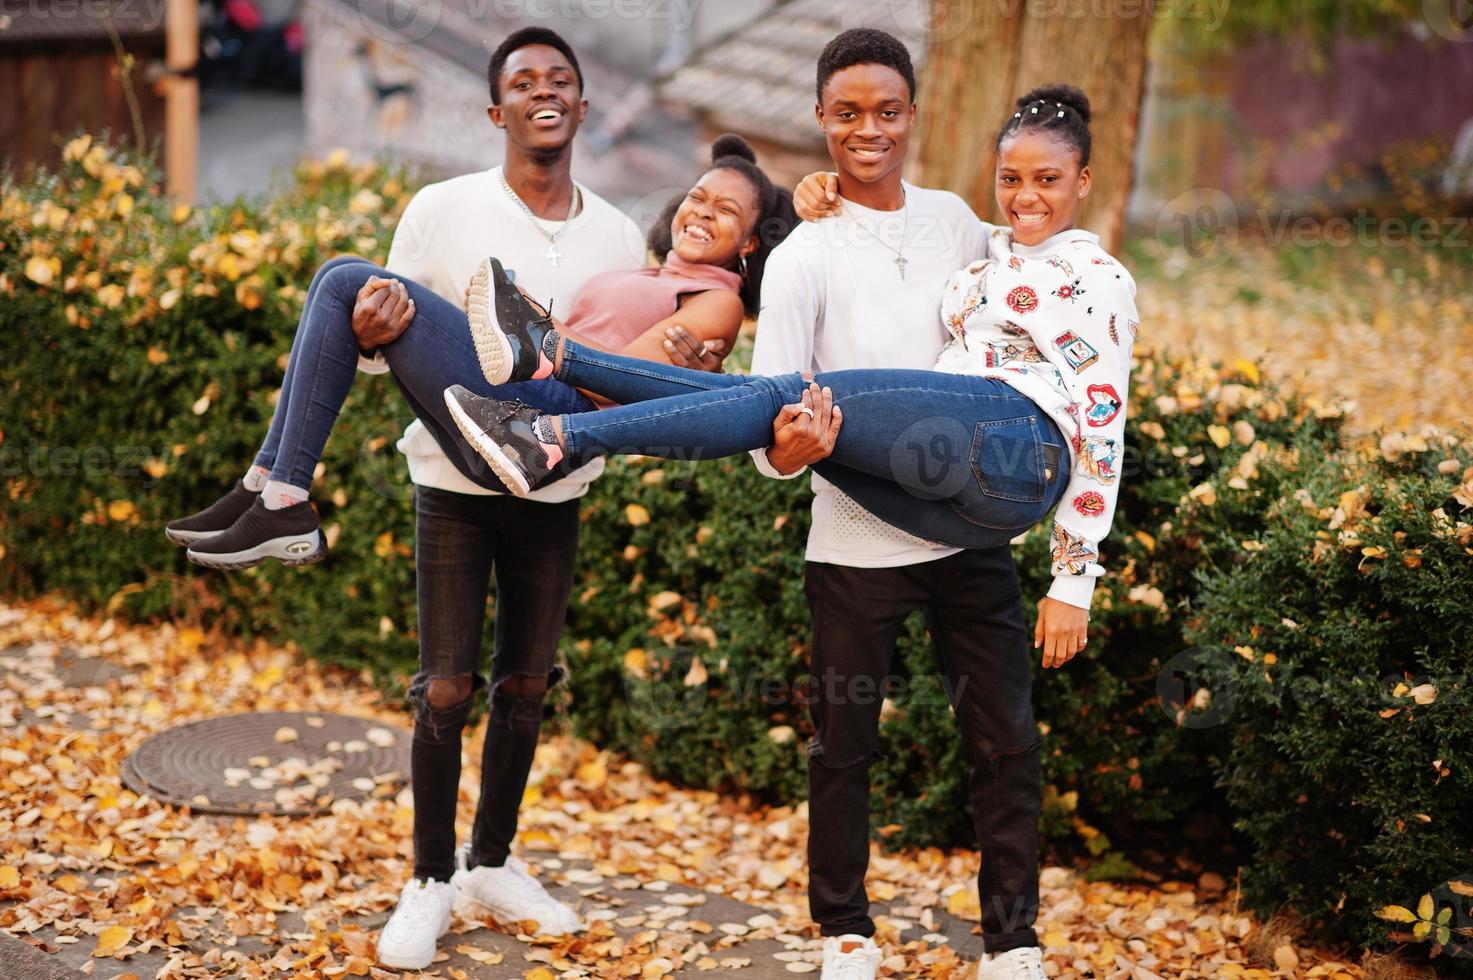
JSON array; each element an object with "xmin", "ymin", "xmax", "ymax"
[{"xmin": 739, "ymin": 254, "xmax": 749, "ymax": 277}]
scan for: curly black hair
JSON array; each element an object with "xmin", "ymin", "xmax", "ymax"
[
  {"xmin": 645, "ymin": 134, "xmax": 798, "ymax": 316},
  {"xmin": 487, "ymin": 27, "xmax": 583, "ymax": 106},
  {"xmin": 995, "ymin": 84, "xmax": 1093, "ymax": 167},
  {"xmin": 815, "ymin": 28, "xmax": 916, "ymax": 105}
]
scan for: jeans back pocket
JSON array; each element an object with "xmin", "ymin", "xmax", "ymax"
[{"xmin": 969, "ymin": 416, "xmax": 1046, "ymax": 503}]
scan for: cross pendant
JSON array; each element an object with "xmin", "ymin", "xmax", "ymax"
[
  {"xmin": 545, "ymin": 242, "xmax": 562, "ymax": 266},
  {"xmin": 894, "ymin": 254, "xmax": 907, "ymax": 280}
]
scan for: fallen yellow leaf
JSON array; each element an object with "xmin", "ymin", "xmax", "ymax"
[{"xmin": 92, "ymin": 925, "xmax": 132, "ymax": 957}]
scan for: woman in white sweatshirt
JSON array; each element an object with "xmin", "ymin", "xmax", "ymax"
[{"xmin": 446, "ymin": 84, "xmax": 1135, "ymax": 668}]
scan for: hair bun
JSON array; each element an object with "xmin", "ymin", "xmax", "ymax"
[
  {"xmin": 1015, "ymin": 84, "xmax": 1091, "ymax": 125},
  {"xmin": 711, "ymin": 133, "xmax": 757, "ymax": 164}
]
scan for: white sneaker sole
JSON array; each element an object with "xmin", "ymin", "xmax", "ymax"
[
  {"xmin": 466, "ymin": 258, "xmax": 516, "ymax": 386},
  {"xmin": 186, "ymin": 530, "xmax": 326, "ymax": 569},
  {"xmin": 452, "ymin": 890, "xmax": 583, "ymax": 936},
  {"xmin": 376, "ymin": 922, "xmax": 450, "ymax": 970},
  {"xmin": 444, "ymin": 390, "xmax": 533, "ymax": 497}
]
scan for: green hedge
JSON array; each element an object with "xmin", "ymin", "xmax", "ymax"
[{"xmin": 5, "ymin": 141, "xmax": 1472, "ymax": 965}]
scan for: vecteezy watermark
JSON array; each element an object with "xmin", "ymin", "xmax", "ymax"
[
  {"xmin": 355, "ymin": 418, "xmax": 416, "ymax": 502},
  {"xmin": 1257, "ymin": 211, "xmax": 1472, "ymax": 250},
  {"xmin": 888, "ymin": 416, "xmax": 975, "ymax": 502},
  {"xmin": 1155, "ymin": 187, "xmax": 1473, "ymax": 271},
  {"xmin": 0, "ymin": 442, "xmax": 167, "ymax": 488},
  {"xmin": 1157, "ymin": 649, "xmax": 1473, "ymax": 730},
  {"xmin": 468, "ymin": 0, "xmax": 699, "ymax": 29},
  {"xmin": 622, "ymin": 659, "xmax": 968, "ymax": 732},
  {"xmin": 351, "ymin": 0, "xmax": 700, "ymax": 44},
  {"xmin": 1423, "ymin": 0, "xmax": 1473, "ymax": 42},
  {"xmin": 1380, "ymin": 875, "xmax": 1473, "ymax": 958},
  {"xmin": 0, "ymin": 0, "xmax": 166, "ymax": 26},
  {"xmin": 1156, "ymin": 645, "xmax": 1238, "ymax": 729},
  {"xmin": 882, "ymin": 0, "xmax": 1230, "ymax": 44},
  {"xmin": 1154, "ymin": 188, "xmax": 1241, "ymax": 272}
]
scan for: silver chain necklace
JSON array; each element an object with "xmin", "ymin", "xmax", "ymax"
[
  {"xmin": 499, "ymin": 169, "xmax": 580, "ymax": 267},
  {"xmin": 860, "ymin": 189, "xmax": 910, "ymax": 279}
]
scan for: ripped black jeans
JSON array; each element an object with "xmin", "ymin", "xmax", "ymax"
[
  {"xmin": 804, "ymin": 548, "xmax": 1041, "ymax": 954},
  {"xmin": 408, "ymin": 486, "xmax": 579, "ymax": 883}
]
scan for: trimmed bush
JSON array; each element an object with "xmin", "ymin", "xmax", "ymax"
[
  {"xmin": 1186, "ymin": 437, "xmax": 1473, "ymax": 957},
  {"xmin": 6, "ymin": 140, "xmax": 1472, "ymax": 964}
]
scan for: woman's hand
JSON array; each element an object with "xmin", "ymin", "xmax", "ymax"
[
  {"xmin": 1035, "ymin": 596, "xmax": 1089, "ymax": 669},
  {"xmin": 794, "ymin": 171, "xmax": 842, "ymax": 222},
  {"xmin": 352, "ymin": 276, "xmax": 414, "ymax": 351},
  {"xmin": 663, "ymin": 325, "xmax": 729, "ymax": 373}
]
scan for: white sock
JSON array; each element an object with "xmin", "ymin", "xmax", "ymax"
[
  {"xmin": 261, "ymin": 480, "xmax": 309, "ymax": 510},
  {"xmin": 242, "ymin": 465, "xmax": 270, "ymax": 492}
]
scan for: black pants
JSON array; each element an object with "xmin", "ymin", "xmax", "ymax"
[
  {"xmin": 804, "ymin": 548, "xmax": 1041, "ymax": 954},
  {"xmin": 407, "ymin": 486, "xmax": 580, "ymax": 882}
]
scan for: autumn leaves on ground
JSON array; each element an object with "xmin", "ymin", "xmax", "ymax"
[{"xmin": 0, "ymin": 602, "xmax": 1373, "ymax": 979}]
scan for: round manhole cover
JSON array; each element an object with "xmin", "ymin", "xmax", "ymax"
[{"xmin": 121, "ymin": 711, "xmax": 410, "ymax": 816}]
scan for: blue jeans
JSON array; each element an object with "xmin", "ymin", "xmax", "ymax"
[
  {"xmin": 253, "ymin": 255, "xmax": 591, "ymax": 492},
  {"xmin": 554, "ymin": 339, "xmax": 1069, "ymax": 549}
]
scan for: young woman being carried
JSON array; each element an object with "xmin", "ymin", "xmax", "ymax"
[
  {"xmin": 446, "ymin": 85, "xmax": 1136, "ymax": 657},
  {"xmin": 165, "ymin": 135, "xmax": 795, "ymax": 568}
]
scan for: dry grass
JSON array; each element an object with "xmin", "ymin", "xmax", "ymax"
[
  {"xmin": 1131, "ymin": 234, "xmax": 1473, "ymax": 439},
  {"xmin": 1360, "ymin": 951, "xmax": 1439, "ymax": 980}
]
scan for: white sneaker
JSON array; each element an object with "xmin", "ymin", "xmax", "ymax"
[
  {"xmin": 820, "ymin": 934, "xmax": 882, "ymax": 980},
  {"xmin": 976, "ymin": 945, "xmax": 1045, "ymax": 979},
  {"xmin": 376, "ymin": 877, "xmax": 456, "ymax": 970},
  {"xmin": 451, "ymin": 850, "xmax": 583, "ymax": 935}
]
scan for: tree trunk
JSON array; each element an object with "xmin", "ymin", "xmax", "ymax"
[{"xmin": 912, "ymin": 0, "xmax": 1153, "ymax": 254}]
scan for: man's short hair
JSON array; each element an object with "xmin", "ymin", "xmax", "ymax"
[
  {"xmin": 487, "ymin": 27, "xmax": 584, "ymax": 105},
  {"xmin": 815, "ymin": 28, "xmax": 916, "ymax": 104}
]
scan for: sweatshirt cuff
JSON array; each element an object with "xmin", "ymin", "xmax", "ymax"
[
  {"xmin": 1047, "ymin": 574, "xmax": 1097, "ymax": 610},
  {"xmin": 357, "ymin": 350, "xmax": 390, "ymax": 375},
  {"xmin": 751, "ymin": 448, "xmax": 806, "ymax": 480}
]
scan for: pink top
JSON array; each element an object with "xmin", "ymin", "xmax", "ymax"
[{"xmin": 565, "ymin": 251, "xmax": 743, "ymax": 351}]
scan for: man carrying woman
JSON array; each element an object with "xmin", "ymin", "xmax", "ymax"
[
  {"xmin": 444, "ymin": 32, "xmax": 1134, "ymax": 980},
  {"xmin": 164, "ymin": 27, "xmax": 796, "ymax": 969}
]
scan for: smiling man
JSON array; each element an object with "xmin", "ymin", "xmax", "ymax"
[
  {"xmin": 750, "ymin": 29, "xmax": 1047, "ymax": 980},
  {"xmin": 352, "ymin": 28, "xmax": 649, "ymax": 970}
]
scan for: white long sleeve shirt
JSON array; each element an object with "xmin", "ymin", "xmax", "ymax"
[
  {"xmin": 750, "ymin": 183, "xmax": 991, "ymax": 568},
  {"xmin": 936, "ymin": 228, "xmax": 1139, "ymax": 609},
  {"xmin": 361, "ymin": 166, "xmax": 642, "ymax": 502}
]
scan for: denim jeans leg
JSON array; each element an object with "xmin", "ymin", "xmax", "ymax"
[
  {"xmin": 803, "ymin": 561, "xmax": 928, "ymax": 937},
  {"xmin": 253, "ymin": 255, "xmax": 380, "ymax": 471},
  {"xmin": 410, "ymin": 486, "xmax": 496, "ymax": 882},
  {"xmin": 467, "ymin": 496, "xmax": 580, "ymax": 869},
  {"xmin": 556, "ymin": 337, "xmax": 749, "ymax": 404},
  {"xmin": 924, "ymin": 548, "xmax": 1041, "ymax": 954},
  {"xmin": 267, "ymin": 259, "xmax": 387, "ymax": 488},
  {"xmin": 376, "ymin": 280, "xmax": 595, "ymax": 494}
]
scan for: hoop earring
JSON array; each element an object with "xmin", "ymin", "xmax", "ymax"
[{"xmin": 739, "ymin": 254, "xmax": 749, "ymax": 278}]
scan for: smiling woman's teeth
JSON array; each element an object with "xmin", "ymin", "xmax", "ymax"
[
  {"xmin": 682, "ymin": 225, "xmax": 713, "ymax": 243},
  {"xmin": 1014, "ymin": 213, "xmax": 1048, "ymax": 225}
]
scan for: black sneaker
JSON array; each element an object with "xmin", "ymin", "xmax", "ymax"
[
  {"xmin": 442, "ymin": 385, "xmax": 554, "ymax": 497},
  {"xmin": 186, "ymin": 497, "xmax": 326, "ymax": 570},
  {"xmin": 466, "ymin": 256, "xmax": 556, "ymax": 386},
  {"xmin": 165, "ymin": 481, "xmax": 259, "ymax": 546}
]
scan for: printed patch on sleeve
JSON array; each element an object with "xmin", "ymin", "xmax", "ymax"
[
  {"xmin": 1073, "ymin": 435, "xmax": 1121, "ymax": 486},
  {"xmin": 1073, "ymin": 490, "xmax": 1106, "ymax": 518},
  {"xmin": 1052, "ymin": 277, "xmax": 1085, "ymax": 302},
  {"xmin": 1051, "ymin": 523, "xmax": 1098, "ymax": 576},
  {"xmin": 1006, "ymin": 285, "xmax": 1039, "ymax": 315},
  {"xmin": 1084, "ymin": 384, "xmax": 1123, "ymax": 427},
  {"xmin": 1053, "ymin": 330, "xmax": 1100, "ymax": 372}
]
